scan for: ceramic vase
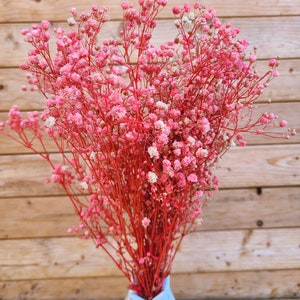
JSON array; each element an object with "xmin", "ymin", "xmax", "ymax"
[{"xmin": 125, "ymin": 276, "xmax": 175, "ymax": 300}]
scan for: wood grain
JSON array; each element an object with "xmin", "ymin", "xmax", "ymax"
[
  {"xmin": 174, "ymin": 228, "xmax": 300, "ymax": 273},
  {"xmin": 0, "ymin": 16, "xmax": 299, "ymax": 68},
  {"xmin": 1, "ymin": 270, "xmax": 299, "ymax": 299},
  {"xmin": 0, "ymin": 153, "xmax": 65, "ymax": 197},
  {"xmin": 0, "ymin": 0, "xmax": 299, "ymax": 23},
  {"xmin": 172, "ymin": 270, "xmax": 300, "ymax": 299},
  {"xmin": 200, "ymin": 186, "xmax": 300, "ymax": 230},
  {"xmin": 1, "ymin": 187, "xmax": 299, "ymax": 239},
  {"xmin": 215, "ymin": 144, "xmax": 300, "ymax": 189},
  {"xmin": 0, "ymin": 68, "xmax": 45, "ymax": 111},
  {"xmin": 0, "ymin": 1, "xmax": 299, "ymax": 299},
  {"xmin": 0, "ymin": 196, "xmax": 77, "ymax": 239},
  {"xmin": 0, "ymin": 127, "xmax": 59, "ymax": 154},
  {"xmin": 1, "ymin": 228, "xmax": 299, "ymax": 281}
]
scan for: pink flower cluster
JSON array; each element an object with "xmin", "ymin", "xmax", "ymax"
[{"xmin": 0, "ymin": 1, "xmax": 295, "ymax": 299}]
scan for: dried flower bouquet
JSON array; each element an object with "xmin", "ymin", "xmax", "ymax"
[{"xmin": 0, "ymin": 1, "xmax": 294, "ymax": 299}]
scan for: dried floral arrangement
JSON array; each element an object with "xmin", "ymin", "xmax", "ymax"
[{"xmin": 0, "ymin": 1, "xmax": 295, "ymax": 299}]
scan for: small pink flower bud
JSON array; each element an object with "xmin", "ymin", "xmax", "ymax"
[
  {"xmin": 184, "ymin": 3, "xmax": 191, "ymax": 13},
  {"xmin": 260, "ymin": 117, "xmax": 269, "ymax": 124},
  {"xmin": 139, "ymin": 258, "xmax": 145, "ymax": 264},
  {"xmin": 236, "ymin": 134, "xmax": 244, "ymax": 140},
  {"xmin": 121, "ymin": 1, "xmax": 130, "ymax": 9},
  {"xmin": 194, "ymin": 2, "xmax": 200, "ymax": 9},
  {"xmin": 172, "ymin": 6, "xmax": 181, "ymax": 14},
  {"xmin": 41, "ymin": 20, "xmax": 50, "ymax": 31},
  {"xmin": 21, "ymin": 28, "xmax": 30, "ymax": 35},
  {"xmin": 239, "ymin": 140, "xmax": 247, "ymax": 147},
  {"xmin": 269, "ymin": 58, "xmax": 278, "ymax": 67},
  {"xmin": 204, "ymin": 12, "xmax": 212, "ymax": 20},
  {"xmin": 157, "ymin": 0, "xmax": 167, "ymax": 6},
  {"xmin": 70, "ymin": 8, "xmax": 77, "ymax": 17},
  {"xmin": 187, "ymin": 174, "xmax": 198, "ymax": 183},
  {"xmin": 56, "ymin": 39, "xmax": 65, "ymax": 49},
  {"xmin": 142, "ymin": 217, "xmax": 151, "ymax": 228},
  {"xmin": 279, "ymin": 120, "xmax": 288, "ymax": 127},
  {"xmin": 249, "ymin": 54, "xmax": 257, "ymax": 63},
  {"xmin": 92, "ymin": 4, "xmax": 98, "ymax": 11}
]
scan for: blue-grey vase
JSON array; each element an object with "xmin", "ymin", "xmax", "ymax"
[{"xmin": 125, "ymin": 276, "xmax": 175, "ymax": 300}]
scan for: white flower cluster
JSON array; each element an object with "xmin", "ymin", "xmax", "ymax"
[
  {"xmin": 147, "ymin": 171, "xmax": 158, "ymax": 184},
  {"xmin": 147, "ymin": 145, "xmax": 159, "ymax": 159},
  {"xmin": 44, "ymin": 116, "xmax": 56, "ymax": 128}
]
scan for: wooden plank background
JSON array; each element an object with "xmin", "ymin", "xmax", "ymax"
[{"xmin": 0, "ymin": 1, "xmax": 299, "ymax": 299}]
